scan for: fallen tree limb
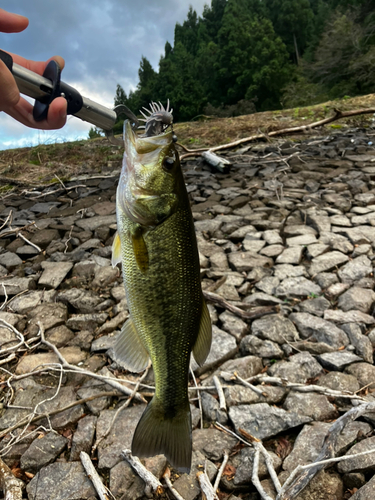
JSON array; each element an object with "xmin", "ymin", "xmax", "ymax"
[
  {"xmin": 0, "ymin": 456, "xmax": 24, "ymax": 500},
  {"xmin": 122, "ymin": 449, "xmax": 163, "ymax": 497},
  {"xmin": 180, "ymin": 107, "xmax": 375, "ymax": 159},
  {"xmin": 203, "ymin": 291, "xmax": 279, "ymax": 320},
  {"xmin": 80, "ymin": 451, "xmax": 111, "ymax": 500}
]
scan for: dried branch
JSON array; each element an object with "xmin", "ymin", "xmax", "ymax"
[
  {"xmin": 122, "ymin": 449, "xmax": 163, "ymax": 497},
  {"xmin": 39, "ymin": 323, "xmax": 145, "ymax": 402},
  {"xmin": 197, "ymin": 470, "xmax": 218, "ymax": 500},
  {"xmin": 0, "ymin": 456, "xmax": 24, "ymax": 500},
  {"xmin": 0, "ymin": 319, "xmax": 25, "ymax": 356},
  {"xmin": 212, "ymin": 451, "xmax": 229, "ymax": 493},
  {"xmin": 179, "ymin": 107, "xmax": 375, "ymax": 159},
  {"xmin": 163, "ymin": 468, "xmax": 185, "ymax": 500},
  {"xmin": 203, "ymin": 291, "xmax": 279, "ymax": 320},
  {"xmin": 252, "ymin": 448, "xmax": 275, "ymax": 500},
  {"xmin": 17, "ymin": 232, "xmax": 41, "ymax": 253},
  {"xmin": 80, "ymin": 451, "xmax": 112, "ymax": 500},
  {"xmin": 277, "ymin": 401, "xmax": 375, "ymax": 500},
  {"xmin": 213, "ymin": 376, "xmax": 226, "ymax": 411}
]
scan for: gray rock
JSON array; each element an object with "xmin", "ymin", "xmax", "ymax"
[
  {"xmin": 326, "ymin": 282, "xmax": 350, "ymax": 298},
  {"xmin": 318, "ymin": 351, "xmax": 363, "ymax": 371},
  {"xmin": 219, "ymin": 311, "xmax": 248, "ymax": 339},
  {"xmin": 286, "ymin": 234, "xmax": 317, "ymax": 246},
  {"xmin": 345, "ymin": 362, "xmax": 375, "ymax": 388},
  {"xmin": 283, "ymin": 422, "xmax": 331, "ymax": 471},
  {"xmin": 228, "ymin": 251, "xmax": 273, "ymax": 272},
  {"xmin": 251, "ymin": 314, "xmax": 299, "ymax": 344},
  {"xmin": 229, "ymin": 403, "xmax": 312, "ymax": 440},
  {"xmin": 260, "ymin": 244, "xmax": 285, "ymax": 257},
  {"xmin": 242, "ymin": 237, "xmax": 266, "ymax": 253},
  {"xmin": 26, "ymin": 462, "xmax": 97, "ymax": 500},
  {"xmin": 240, "ymin": 335, "xmax": 284, "ymax": 358},
  {"xmin": 224, "ymin": 384, "xmax": 285, "ymax": 407},
  {"xmin": 283, "ymin": 391, "xmax": 338, "ymax": 421},
  {"xmin": 275, "ymin": 276, "xmax": 321, "ymax": 298},
  {"xmin": 255, "ymin": 276, "xmax": 280, "ymax": 295},
  {"xmin": 341, "ymin": 323, "xmax": 373, "ymax": 363},
  {"xmin": 229, "ymin": 225, "xmax": 256, "ymax": 240},
  {"xmin": 172, "ymin": 451, "xmax": 217, "ymax": 500},
  {"xmin": 242, "ymin": 292, "xmax": 283, "ymax": 307},
  {"xmin": 276, "ymin": 246, "xmax": 303, "ymax": 264},
  {"xmin": 338, "ymin": 287, "xmax": 375, "ymax": 313},
  {"xmin": 27, "ymin": 302, "xmax": 68, "ymax": 331},
  {"xmin": 274, "ymin": 264, "xmax": 307, "ymax": 279},
  {"xmin": 192, "ymin": 428, "xmax": 237, "ymax": 461},
  {"xmin": 338, "ymin": 255, "xmax": 372, "ymax": 284},
  {"xmin": 283, "ymin": 225, "xmax": 317, "ymax": 237},
  {"xmin": 97, "ymin": 404, "xmax": 145, "ymax": 469},
  {"xmin": 15, "ymin": 347, "xmax": 87, "ymax": 375},
  {"xmin": 317, "ymin": 371, "xmax": 360, "ymax": 394},
  {"xmin": 66, "ymin": 312, "xmax": 108, "ymax": 332},
  {"xmin": 57, "ymin": 288, "xmax": 102, "ymax": 313},
  {"xmin": 38, "ymin": 261, "xmax": 73, "ymax": 289},
  {"xmin": 0, "ymin": 251, "xmax": 22, "ymax": 269},
  {"xmin": 233, "ymin": 447, "xmax": 282, "ymax": 485},
  {"xmin": 324, "ymin": 309, "xmax": 375, "ymax": 325},
  {"xmin": 21, "ymin": 432, "xmax": 68, "ymax": 473},
  {"xmin": 338, "ymin": 436, "xmax": 375, "ymax": 473},
  {"xmin": 308, "ymin": 251, "xmax": 349, "ymax": 276},
  {"xmin": 110, "ymin": 460, "xmax": 146, "ymax": 500},
  {"xmin": 319, "ymin": 231, "xmax": 354, "ymax": 253},
  {"xmin": 9, "ymin": 290, "xmax": 56, "ymax": 314},
  {"xmin": 0, "ymin": 276, "xmax": 35, "ymax": 295},
  {"xmin": 289, "ymin": 312, "xmax": 349, "ymax": 348},
  {"xmin": 305, "ymin": 212, "xmax": 331, "ymax": 233},
  {"xmin": 298, "ymin": 296, "xmax": 331, "ymax": 317},
  {"xmin": 70, "ymin": 415, "xmax": 97, "ymax": 461},
  {"xmin": 75, "ymin": 214, "xmax": 117, "ymax": 231},
  {"xmin": 263, "ymin": 229, "xmax": 283, "ymax": 245},
  {"xmin": 349, "ymin": 473, "xmax": 375, "ymax": 499},
  {"xmin": 314, "ymin": 272, "xmax": 339, "ymax": 288},
  {"xmin": 200, "ymin": 392, "xmax": 227, "ymax": 424},
  {"xmin": 306, "ymin": 242, "xmax": 330, "ymax": 259},
  {"xmin": 45, "ymin": 325, "xmax": 75, "ymax": 348},
  {"xmin": 77, "ymin": 367, "xmax": 116, "ymax": 415},
  {"xmin": 203, "ymin": 355, "xmax": 263, "ymax": 387},
  {"xmin": 268, "ymin": 352, "xmax": 323, "ymax": 383}
]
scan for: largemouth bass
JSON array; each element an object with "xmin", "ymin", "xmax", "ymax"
[{"xmin": 112, "ymin": 104, "xmax": 212, "ymax": 472}]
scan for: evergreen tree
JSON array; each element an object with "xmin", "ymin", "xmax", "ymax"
[{"xmin": 114, "ymin": 84, "xmax": 128, "ymax": 107}]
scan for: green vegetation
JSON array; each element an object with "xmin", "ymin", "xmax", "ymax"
[{"xmin": 112, "ymin": 0, "xmax": 375, "ymax": 125}]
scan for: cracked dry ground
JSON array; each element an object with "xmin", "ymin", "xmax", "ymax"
[{"xmin": 1, "ymin": 127, "xmax": 375, "ymax": 500}]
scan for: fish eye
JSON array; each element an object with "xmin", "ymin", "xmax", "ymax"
[{"xmin": 163, "ymin": 157, "xmax": 174, "ymax": 171}]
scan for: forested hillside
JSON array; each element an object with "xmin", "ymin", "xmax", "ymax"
[{"xmin": 111, "ymin": 0, "xmax": 375, "ymax": 132}]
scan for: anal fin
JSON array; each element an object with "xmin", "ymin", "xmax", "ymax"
[
  {"xmin": 192, "ymin": 298, "xmax": 212, "ymax": 367},
  {"xmin": 113, "ymin": 317, "xmax": 150, "ymax": 372}
]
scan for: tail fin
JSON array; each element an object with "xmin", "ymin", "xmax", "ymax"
[{"xmin": 132, "ymin": 397, "xmax": 192, "ymax": 473}]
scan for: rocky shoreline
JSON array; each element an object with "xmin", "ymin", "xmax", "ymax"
[{"xmin": 1, "ymin": 127, "xmax": 375, "ymax": 499}]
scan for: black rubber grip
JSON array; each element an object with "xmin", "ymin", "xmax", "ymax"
[{"xmin": 0, "ymin": 49, "xmax": 13, "ymax": 71}]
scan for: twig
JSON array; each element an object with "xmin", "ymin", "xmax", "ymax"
[
  {"xmin": 234, "ymin": 372, "xmax": 266, "ymax": 397},
  {"xmin": 252, "ymin": 448, "xmax": 274, "ymax": 500},
  {"xmin": 39, "ymin": 323, "xmax": 145, "ymax": 402},
  {"xmin": 0, "ymin": 456, "xmax": 24, "ymax": 500},
  {"xmin": 277, "ymin": 401, "xmax": 375, "ymax": 500},
  {"xmin": 163, "ymin": 467, "xmax": 185, "ymax": 500},
  {"xmin": 92, "ymin": 364, "xmax": 150, "ymax": 452},
  {"xmin": 0, "ymin": 283, "xmax": 8, "ymax": 311},
  {"xmin": 190, "ymin": 368, "xmax": 203, "ymax": 429},
  {"xmin": 80, "ymin": 451, "xmax": 112, "ymax": 500},
  {"xmin": 0, "ymin": 391, "xmax": 119, "ymax": 440},
  {"xmin": 213, "ymin": 376, "xmax": 226, "ymax": 411},
  {"xmin": 212, "ymin": 451, "xmax": 228, "ymax": 493},
  {"xmin": 17, "ymin": 232, "xmax": 41, "ymax": 253},
  {"xmin": 122, "ymin": 449, "xmax": 163, "ymax": 497},
  {"xmin": 203, "ymin": 291, "xmax": 279, "ymax": 319},
  {"xmin": 197, "ymin": 470, "xmax": 218, "ymax": 500},
  {"xmin": 0, "ymin": 319, "xmax": 25, "ymax": 356}
]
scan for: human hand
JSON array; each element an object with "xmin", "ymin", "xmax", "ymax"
[{"xmin": 0, "ymin": 8, "xmax": 67, "ymax": 129}]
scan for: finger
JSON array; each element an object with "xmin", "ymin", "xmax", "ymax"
[
  {"xmin": 4, "ymin": 96, "xmax": 67, "ymax": 130},
  {"xmin": 0, "ymin": 59, "xmax": 20, "ymax": 111},
  {"xmin": 9, "ymin": 51, "xmax": 65, "ymax": 74},
  {"xmin": 0, "ymin": 8, "xmax": 28, "ymax": 33}
]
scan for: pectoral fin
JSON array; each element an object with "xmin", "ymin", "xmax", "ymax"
[
  {"xmin": 192, "ymin": 298, "xmax": 212, "ymax": 367},
  {"xmin": 111, "ymin": 232, "xmax": 122, "ymax": 268},
  {"xmin": 132, "ymin": 228, "xmax": 149, "ymax": 273},
  {"xmin": 113, "ymin": 317, "xmax": 150, "ymax": 372}
]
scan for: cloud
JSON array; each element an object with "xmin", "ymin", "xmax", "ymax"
[{"xmin": 0, "ymin": 0, "xmax": 208, "ymax": 150}]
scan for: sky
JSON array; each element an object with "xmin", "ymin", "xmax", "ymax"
[{"xmin": 0, "ymin": 0, "xmax": 208, "ymax": 150}]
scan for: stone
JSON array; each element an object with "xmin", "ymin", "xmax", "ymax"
[
  {"xmin": 20, "ymin": 432, "xmax": 68, "ymax": 473},
  {"xmin": 203, "ymin": 355, "xmax": 263, "ymax": 387},
  {"xmin": 27, "ymin": 302, "xmax": 68, "ymax": 331},
  {"xmin": 45, "ymin": 325, "xmax": 75, "ymax": 348},
  {"xmin": 341, "ymin": 323, "xmax": 373, "ymax": 363},
  {"xmin": 26, "ymin": 462, "xmax": 97, "ymax": 500},
  {"xmin": 326, "ymin": 282, "xmax": 350, "ymax": 298},
  {"xmin": 338, "ymin": 436, "xmax": 375, "ymax": 473},
  {"xmin": 228, "ymin": 251, "xmax": 273, "ymax": 272},
  {"xmin": 242, "ymin": 237, "xmax": 266, "ymax": 253},
  {"xmin": 70, "ymin": 415, "xmax": 97, "ymax": 461},
  {"xmin": 251, "ymin": 314, "xmax": 299, "ymax": 344},
  {"xmin": 192, "ymin": 428, "xmax": 237, "ymax": 461},
  {"xmin": 233, "ymin": 447, "xmax": 282, "ymax": 485},
  {"xmin": 57, "ymin": 288, "xmax": 102, "ymax": 313},
  {"xmin": 317, "ymin": 371, "xmax": 360, "ymax": 394},
  {"xmin": 0, "ymin": 251, "xmax": 22, "ymax": 269},
  {"xmin": 338, "ymin": 287, "xmax": 375, "ymax": 313},
  {"xmin": 240, "ymin": 335, "xmax": 284, "ymax": 358},
  {"xmin": 38, "ymin": 261, "xmax": 73, "ymax": 289},
  {"xmin": 242, "ymin": 292, "xmax": 283, "ymax": 307},
  {"xmin": 15, "ymin": 347, "xmax": 87, "ymax": 375},
  {"xmin": 283, "ymin": 391, "xmax": 338, "ymax": 421},
  {"xmin": 268, "ymin": 352, "xmax": 323, "ymax": 383},
  {"xmin": 324, "ymin": 309, "xmax": 375, "ymax": 325},
  {"xmin": 338, "ymin": 255, "xmax": 372, "ymax": 284},
  {"xmin": 314, "ymin": 272, "xmax": 339, "ymax": 289},
  {"xmin": 307, "ymin": 242, "xmax": 330, "ymax": 259},
  {"xmin": 276, "ymin": 246, "xmax": 303, "ymax": 264},
  {"xmin": 317, "ymin": 351, "xmax": 363, "ymax": 371},
  {"xmin": 263, "ymin": 229, "xmax": 283, "ymax": 245},
  {"xmin": 275, "ymin": 276, "xmax": 321, "ymax": 298},
  {"xmin": 289, "ymin": 312, "xmax": 349, "ymax": 348},
  {"xmin": 200, "ymin": 392, "xmax": 227, "ymax": 424},
  {"xmin": 255, "ymin": 276, "xmax": 280, "ymax": 295},
  {"xmin": 283, "ymin": 422, "xmax": 331, "ymax": 471},
  {"xmin": 259, "ymin": 244, "xmax": 285, "ymax": 257},
  {"xmin": 308, "ymin": 251, "xmax": 349, "ymax": 276},
  {"xmin": 9, "ymin": 290, "xmax": 56, "ymax": 314},
  {"xmin": 219, "ymin": 311, "xmax": 248, "ymax": 339},
  {"xmin": 345, "ymin": 362, "xmax": 375, "ymax": 388},
  {"xmin": 0, "ymin": 276, "xmax": 35, "ymax": 295},
  {"xmin": 229, "ymin": 403, "xmax": 312, "ymax": 440},
  {"xmin": 66, "ymin": 313, "xmax": 108, "ymax": 332},
  {"xmin": 97, "ymin": 404, "xmax": 145, "ymax": 469},
  {"xmin": 298, "ymin": 296, "xmax": 331, "ymax": 317},
  {"xmin": 349, "ymin": 474, "xmax": 375, "ymax": 499},
  {"xmin": 286, "ymin": 234, "xmax": 317, "ymax": 246},
  {"xmin": 30, "ymin": 229, "xmax": 60, "ymax": 249},
  {"xmin": 172, "ymin": 451, "xmax": 216, "ymax": 500},
  {"xmin": 274, "ymin": 264, "xmax": 307, "ymax": 279},
  {"xmin": 319, "ymin": 231, "xmax": 354, "ymax": 253},
  {"xmin": 75, "ymin": 214, "xmax": 117, "ymax": 231},
  {"xmin": 110, "ymin": 460, "xmax": 146, "ymax": 500}
]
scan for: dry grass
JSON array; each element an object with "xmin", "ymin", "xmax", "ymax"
[{"xmin": 0, "ymin": 94, "xmax": 375, "ymax": 186}]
